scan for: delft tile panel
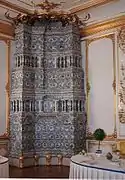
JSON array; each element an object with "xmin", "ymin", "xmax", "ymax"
[{"xmin": 10, "ymin": 22, "xmax": 86, "ymax": 158}]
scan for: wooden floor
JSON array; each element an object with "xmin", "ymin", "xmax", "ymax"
[{"xmin": 9, "ymin": 165, "xmax": 70, "ymax": 178}]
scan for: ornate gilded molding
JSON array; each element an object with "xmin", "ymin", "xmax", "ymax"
[
  {"xmin": 0, "ymin": 0, "xmax": 30, "ymax": 14},
  {"xmin": 117, "ymin": 26, "xmax": 125, "ymax": 125},
  {"xmin": 5, "ymin": 0, "xmax": 90, "ymax": 26},
  {"xmin": 5, "ymin": 40, "xmax": 10, "ymax": 136},
  {"xmin": 112, "ymin": 79, "xmax": 116, "ymax": 94},
  {"xmin": 34, "ymin": 154, "xmax": 39, "ymax": 166},
  {"xmin": 0, "ymin": 22, "xmax": 14, "ymax": 38},
  {"xmin": 36, "ymin": 0, "xmax": 60, "ymax": 11},
  {"xmin": 113, "ymin": 127, "xmax": 117, "ymax": 138},
  {"xmin": 85, "ymin": 39, "xmax": 91, "ymax": 137},
  {"xmin": 85, "ymin": 40, "xmax": 91, "ymax": 97},
  {"xmin": 70, "ymin": 0, "xmax": 118, "ymax": 14},
  {"xmin": 0, "ymin": 132, "xmax": 9, "ymax": 139},
  {"xmin": 80, "ymin": 15, "xmax": 125, "ymax": 37},
  {"xmin": 57, "ymin": 154, "xmax": 63, "ymax": 165},
  {"xmin": 5, "ymin": 82, "xmax": 9, "ymax": 95},
  {"xmin": 111, "ymin": 34, "xmax": 117, "ymax": 137},
  {"xmin": 118, "ymin": 25, "xmax": 125, "ymax": 54},
  {"xmin": 87, "ymin": 133, "xmax": 117, "ymax": 140},
  {"xmin": 19, "ymin": 152, "xmax": 24, "ymax": 168},
  {"xmin": 45, "ymin": 153, "xmax": 52, "ymax": 166},
  {"xmin": 86, "ymin": 81, "xmax": 91, "ymax": 96},
  {"xmin": 119, "ymin": 111, "xmax": 125, "ymax": 123},
  {"xmin": 0, "ymin": 0, "xmax": 116, "ymax": 18},
  {"xmin": 85, "ymin": 33, "xmax": 115, "ymax": 43},
  {"xmin": 86, "ymin": 125, "xmax": 93, "ymax": 137}
]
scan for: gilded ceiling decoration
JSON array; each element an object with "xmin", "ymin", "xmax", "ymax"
[{"xmin": 5, "ymin": 0, "xmax": 90, "ymax": 26}]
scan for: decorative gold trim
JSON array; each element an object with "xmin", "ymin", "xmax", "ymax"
[
  {"xmin": 70, "ymin": 0, "xmax": 118, "ymax": 14},
  {"xmin": 36, "ymin": 0, "xmax": 61, "ymax": 12},
  {"xmin": 57, "ymin": 154, "xmax": 63, "ymax": 165},
  {"xmin": 117, "ymin": 30, "xmax": 123, "ymax": 136},
  {"xmin": 34, "ymin": 154, "xmax": 39, "ymax": 166},
  {"xmin": 88, "ymin": 133, "xmax": 117, "ymax": 140},
  {"xmin": 112, "ymin": 79, "xmax": 116, "ymax": 94},
  {"xmin": 0, "ymin": 22, "xmax": 14, "ymax": 38},
  {"xmin": 86, "ymin": 81, "xmax": 91, "ymax": 97},
  {"xmin": 117, "ymin": 26, "xmax": 125, "ymax": 128},
  {"xmin": 119, "ymin": 114, "xmax": 125, "ymax": 124},
  {"xmin": 0, "ymin": 133, "xmax": 9, "ymax": 139},
  {"xmin": 85, "ymin": 34, "xmax": 117, "ymax": 138},
  {"xmin": 111, "ymin": 34, "xmax": 117, "ymax": 138},
  {"xmin": 85, "ymin": 39, "xmax": 91, "ymax": 137},
  {"xmin": 80, "ymin": 15, "xmax": 125, "ymax": 37},
  {"xmin": 0, "ymin": 0, "xmax": 117, "ymax": 16},
  {"xmin": 5, "ymin": 0, "xmax": 90, "ymax": 26},
  {"xmin": 86, "ymin": 34, "xmax": 114, "ymax": 44},
  {"xmin": 0, "ymin": 0, "xmax": 31, "ymax": 14},
  {"xmin": 17, "ymin": 0, "xmax": 33, "ymax": 7},
  {"xmin": 19, "ymin": 152, "xmax": 24, "ymax": 168},
  {"xmin": 118, "ymin": 25, "xmax": 125, "ymax": 54},
  {"xmin": 45, "ymin": 153, "xmax": 52, "ymax": 166},
  {"xmin": 5, "ymin": 40, "xmax": 10, "ymax": 136},
  {"xmin": 105, "ymin": 133, "xmax": 116, "ymax": 140}
]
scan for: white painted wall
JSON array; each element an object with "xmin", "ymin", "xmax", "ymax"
[
  {"xmin": 88, "ymin": 38, "xmax": 114, "ymax": 134},
  {"xmin": 81, "ymin": 37, "xmax": 115, "ymax": 135},
  {"xmin": 0, "ymin": 41, "xmax": 7, "ymax": 135}
]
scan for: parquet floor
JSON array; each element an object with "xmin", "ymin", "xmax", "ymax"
[{"xmin": 9, "ymin": 165, "xmax": 70, "ymax": 178}]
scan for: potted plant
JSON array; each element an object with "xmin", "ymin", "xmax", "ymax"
[{"xmin": 93, "ymin": 128, "xmax": 106, "ymax": 154}]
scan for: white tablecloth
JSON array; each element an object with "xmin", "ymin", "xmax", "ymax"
[
  {"xmin": 0, "ymin": 156, "xmax": 9, "ymax": 178},
  {"xmin": 69, "ymin": 154, "xmax": 125, "ymax": 179}
]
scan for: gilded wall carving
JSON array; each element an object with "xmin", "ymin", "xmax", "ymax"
[
  {"xmin": 118, "ymin": 26, "xmax": 125, "ymax": 124},
  {"xmin": 118, "ymin": 26, "xmax": 125, "ymax": 54}
]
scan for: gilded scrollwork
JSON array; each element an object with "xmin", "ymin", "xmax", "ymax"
[
  {"xmin": 118, "ymin": 26, "xmax": 125, "ymax": 124},
  {"xmin": 5, "ymin": 82, "xmax": 9, "ymax": 95},
  {"xmin": 118, "ymin": 25, "xmax": 125, "ymax": 54},
  {"xmin": 119, "ymin": 111, "xmax": 125, "ymax": 123},
  {"xmin": 112, "ymin": 79, "xmax": 116, "ymax": 94},
  {"xmin": 86, "ymin": 81, "xmax": 91, "ymax": 96},
  {"xmin": 5, "ymin": 0, "xmax": 90, "ymax": 26}
]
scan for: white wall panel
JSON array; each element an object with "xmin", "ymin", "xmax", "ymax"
[
  {"xmin": 0, "ymin": 41, "xmax": 7, "ymax": 135},
  {"xmin": 88, "ymin": 38, "xmax": 114, "ymax": 135}
]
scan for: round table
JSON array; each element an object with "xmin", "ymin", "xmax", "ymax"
[
  {"xmin": 0, "ymin": 156, "xmax": 9, "ymax": 178},
  {"xmin": 69, "ymin": 154, "xmax": 125, "ymax": 179}
]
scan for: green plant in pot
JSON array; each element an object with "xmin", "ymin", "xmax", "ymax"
[{"xmin": 93, "ymin": 128, "xmax": 106, "ymax": 154}]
